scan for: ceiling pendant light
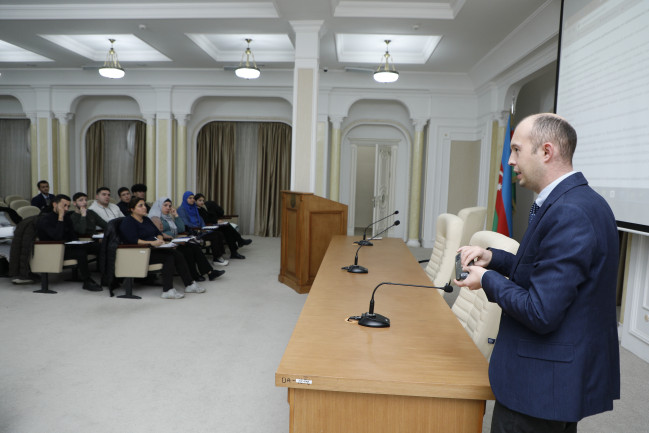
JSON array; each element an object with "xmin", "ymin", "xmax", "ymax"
[
  {"xmin": 373, "ymin": 40, "xmax": 399, "ymax": 83},
  {"xmin": 98, "ymin": 38, "xmax": 125, "ymax": 79},
  {"xmin": 235, "ymin": 38, "xmax": 261, "ymax": 80}
]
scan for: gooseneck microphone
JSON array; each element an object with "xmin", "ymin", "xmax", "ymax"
[
  {"xmin": 342, "ymin": 220, "xmax": 400, "ymax": 274},
  {"xmin": 355, "ymin": 210, "xmax": 399, "ymax": 246},
  {"xmin": 350, "ymin": 281, "xmax": 453, "ymax": 328}
]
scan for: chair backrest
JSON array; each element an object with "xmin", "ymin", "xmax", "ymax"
[
  {"xmin": 10, "ymin": 199, "xmax": 30, "ymax": 210},
  {"xmin": 115, "ymin": 245, "xmax": 152, "ymax": 278},
  {"xmin": 425, "ymin": 213, "xmax": 464, "ymax": 291},
  {"xmin": 451, "ymin": 230, "xmax": 520, "ymax": 359},
  {"xmin": 457, "ymin": 206, "xmax": 487, "ymax": 247},
  {"xmin": 16, "ymin": 205, "xmax": 40, "ymax": 219},
  {"xmin": 30, "ymin": 242, "xmax": 66, "ymax": 273},
  {"xmin": 4, "ymin": 195, "xmax": 25, "ymax": 205}
]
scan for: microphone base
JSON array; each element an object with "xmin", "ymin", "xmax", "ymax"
[
  {"xmin": 358, "ymin": 312, "xmax": 390, "ymax": 328},
  {"xmin": 342, "ymin": 264, "xmax": 368, "ymax": 273},
  {"xmin": 353, "ymin": 240, "xmax": 373, "ymax": 246}
]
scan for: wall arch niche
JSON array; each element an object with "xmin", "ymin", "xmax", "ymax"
[
  {"xmin": 189, "ymin": 96, "xmax": 292, "ymax": 236},
  {"xmin": 72, "ymin": 95, "xmax": 144, "ymax": 195},
  {"xmin": 0, "ymin": 95, "xmax": 31, "ymax": 198},
  {"xmin": 339, "ymin": 99, "xmax": 413, "ymax": 240}
]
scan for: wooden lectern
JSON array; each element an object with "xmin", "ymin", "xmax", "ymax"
[{"xmin": 278, "ymin": 191, "xmax": 347, "ymax": 293}]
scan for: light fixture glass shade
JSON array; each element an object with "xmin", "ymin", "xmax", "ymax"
[
  {"xmin": 99, "ymin": 39, "xmax": 125, "ymax": 79},
  {"xmin": 373, "ymin": 40, "xmax": 399, "ymax": 83},
  {"xmin": 235, "ymin": 39, "xmax": 260, "ymax": 80},
  {"xmin": 235, "ymin": 66, "xmax": 261, "ymax": 79}
]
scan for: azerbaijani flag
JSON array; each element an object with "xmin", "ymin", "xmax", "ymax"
[{"xmin": 492, "ymin": 115, "xmax": 515, "ymax": 237}]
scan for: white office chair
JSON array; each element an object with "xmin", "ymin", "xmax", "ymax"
[
  {"xmin": 451, "ymin": 230, "xmax": 519, "ymax": 360},
  {"xmin": 457, "ymin": 206, "xmax": 487, "ymax": 247},
  {"xmin": 420, "ymin": 213, "xmax": 464, "ymax": 295},
  {"xmin": 17, "ymin": 205, "xmax": 40, "ymax": 219}
]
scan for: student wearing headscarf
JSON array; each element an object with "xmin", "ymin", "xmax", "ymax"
[
  {"xmin": 194, "ymin": 193, "xmax": 252, "ymax": 251},
  {"xmin": 149, "ymin": 196, "xmax": 224, "ymax": 282},
  {"xmin": 177, "ymin": 191, "xmax": 239, "ymax": 263}
]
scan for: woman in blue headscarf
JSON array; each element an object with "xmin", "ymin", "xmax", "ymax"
[{"xmin": 177, "ymin": 191, "xmax": 231, "ymax": 264}]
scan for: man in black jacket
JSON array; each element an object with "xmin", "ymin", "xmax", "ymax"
[
  {"xmin": 36, "ymin": 194, "xmax": 101, "ymax": 291},
  {"xmin": 30, "ymin": 180, "xmax": 55, "ymax": 210}
]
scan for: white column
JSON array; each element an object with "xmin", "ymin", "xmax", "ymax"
[
  {"xmin": 144, "ymin": 114, "xmax": 156, "ymax": 200},
  {"xmin": 407, "ymin": 118, "xmax": 427, "ymax": 247},
  {"xmin": 55, "ymin": 112, "xmax": 73, "ymax": 195},
  {"xmin": 175, "ymin": 114, "xmax": 190, "ymax": 206},
  {"xmin": 289, "ymin": 20, "xmax": 324, "ymax": 192},
  {"xmin": 329, "ymin": 116, "xmax": 344, "ymax": 201}
]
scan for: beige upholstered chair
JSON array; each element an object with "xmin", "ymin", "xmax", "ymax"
[
  {"xmin": 16, "ymin": 205, "xmax": 40, "ymax": 219},
  {"xmin": 30, "ymin": 241, "xmax": 79, "ymax": 294},
  {"xmin": 457, "ymin": 206, "xmax": 487, "ymax": 247},
  {"xmin": 451, "ymin": 230, "xmax": 520, "ymax": 360},
  {"xmin": 114, "ymin": 245, "xmax": 164, "ymax": 299},
  {"xmin": 9, "ymin": 199, "xmax": 30, "ymax": 211},
  {"xmin": 4, "ymin": 195, "xmax": 25, "ymax": 206},
  {"xmin": 421, "ymin": 213, "xmax": 464, "ymax": 295}
]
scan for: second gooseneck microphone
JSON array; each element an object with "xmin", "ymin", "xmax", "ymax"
[
  {"xmin": 355, "ymin": 210, "xmax": 399, "ymax": 246},
  {"xmin": 342, "ymin": 220, "xmax": 400, "ymax": 273}
]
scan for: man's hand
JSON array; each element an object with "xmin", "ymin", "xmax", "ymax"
[{"xmin": 453, "ymin": 246, "xmax": 492, "ymax": 290}]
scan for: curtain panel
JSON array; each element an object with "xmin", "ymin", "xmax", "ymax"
[
  {"xmin": 85, "ymin": 120, "xmax": 105, "ymax": 196},
  {"xmin": 0, "ymin": 119, "xmax": 31, "ymax": 199},
  {"xmin": 196, "ymin": 122, "xmax": 236, "ymax": 213},
  {"xmin": 255, "ymin": 122, "xmax": 292, "ymax": 237}
]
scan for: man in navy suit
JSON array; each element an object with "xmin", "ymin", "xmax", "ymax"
[
  {"xmin": 30, "ymin": 180, "xmax": 55, "ymax": 210},
  {"xmin": 456, "ymin": 113, "xmax": 620, "ymax": 432}
]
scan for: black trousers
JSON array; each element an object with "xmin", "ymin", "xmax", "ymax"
[
  {"xmin": 216, "ymin": 223, "xmax": 243, "ymax": 253},
  {"xmin": 177, "ymin": 243, "xmax": 213, "ymax": 280},
  {"xmin": 64, "ymin": 242, "xmax": 99, "ymax": 281},
  {"xmin": 200, "ymin": 230, "xmax": 227, "ymax": 257},
  {"xmin": 491, "ymin": 401, "xmax": 578, "ymax": 433},
  {"xmin": 149, "ymin": 249, "xmax": 194, "ymax": 291}
]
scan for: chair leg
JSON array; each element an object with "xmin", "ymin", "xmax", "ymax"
[
  {"xmin": 33, "ymin": 273, "xmax": 57, "ymax": 294},
  {"xmin": 116, "ymin": 277, "xmax": 141, "ymax": 300}
]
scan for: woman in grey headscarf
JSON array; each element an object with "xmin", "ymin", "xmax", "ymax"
[{"xmin": 150, "ymin": 197, "xmax": 224, "ymax": 282}]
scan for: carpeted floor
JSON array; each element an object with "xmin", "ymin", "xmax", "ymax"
[{"xmin": 0, "ymin": 237, "xmax": 646, "ymax": 433}]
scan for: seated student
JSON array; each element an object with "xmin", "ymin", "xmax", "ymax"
[
  {"xmin": 149, "ymin": 197, "xmax": 224, "ymax": 282},
  {"xmin": 177, "ymin": 191, "xmax": 232, "ymax": 264},
  {"xmin": 119, "ymin": 196, "xmax": 205, "ymax": 299},
  {"xmin": 31, "ymin": 180, "xmax": 55, "ymax": 210},
  {"xmin": 195, "ymin": 193, "xmax": 252, "ymax": 249},
  {"xmin": 69, "ymin": 192, "xmax": 107, "ymax": 237},
  {"xmin": 36, "ymin": 194, "xmax": 102, "ymax": 291},
  {"xmin": 88, "ymin": 187, "xmax": 124, "ymax": 223},
  {"xmin": 116, "ymin": 187, "xmax": 132, "ymax": 216},
  {"xmin": 131, "ymin": 183, "xmax": 150, "ymax": 212},
  {"xmin": 178, "ymin": 191, "xmax": 244, "ymax": 262}
]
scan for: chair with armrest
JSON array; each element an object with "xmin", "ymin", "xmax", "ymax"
[
  {"xmin": 4, "ymin": 195, "xmax": 25, "ymax": 206},
  {"xmin": 451, "ymin": 230, "xmax": 520, "ymax": 360},
  {"xmin": 419, "ymin": 213, "xmax": 464, "ymax": 295},
  {"xmin": 17, "ymin": 205, "xmax": 40, "ymax": 219},
  {"xmin": 114, "ymin": 244, "xmax": 163, "ymax": 299},
  {"xmin": 10, "ymin": 199, "xmax": 30, "ymax": 211},
  {"xmin": 29, "ymin": 241, "xmax": 78, "ymax": 294},
  {"xmin": 457, "ymin": 206, "xmax": 487, "ymax": 247}
]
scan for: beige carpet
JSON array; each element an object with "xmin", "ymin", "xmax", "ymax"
[{"xmin": 0, "ymin": 237, "xmax": 647, "ymax": 432}]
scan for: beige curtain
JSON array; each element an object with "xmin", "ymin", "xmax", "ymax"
[
  {"xmin": 133, "ymin": 120, "xmax": 146, "ymax": 184},
  {"xmin": 85, "ymin": 121, "xmax": 105, "ymax": 195},
  {"xmin": 196, "ymin": 122, "xmax": 236, "ymax": 212},
  {"xmin": 255, "ymin": 122, "xmax": 291, "ymax": 237}
]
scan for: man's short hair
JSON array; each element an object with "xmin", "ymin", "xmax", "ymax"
[
  {"xmin": 96, "ymin": 187, "xmax": 111, "ymax": 195},
  {"xmin": 131, "ymin": 183, "xmax": 147, "ymax": 193},
  {"xmin": 529, "ymin": 114, "xmax": 577, "ymax": 163},
  {"xmin": 37, "ymin": 180, "xmax": 49, "ymax": 188},
  {"xmin": 52, "ymin": 194, "xmax": 71, "ymax": 204},
  {"xmin": 117, "ymin": 187, "xmax": 130, "ymax": 196},
  {"xmin": 72, "ymin": 192, "xmax": 87, "ymax": 202}
]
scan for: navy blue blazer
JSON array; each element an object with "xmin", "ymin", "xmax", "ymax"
[
  {"xmin": 31, "ymin": 193, "xmax": 55, "ymax": 210},
  {"xmin": 482, "ymin": 172, "xmax": 620, "ymax": 422}
]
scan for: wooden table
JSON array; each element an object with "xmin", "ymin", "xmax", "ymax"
[{"xmin": 275, "ymin": 235, "xmax": 494, "ymax": 433}]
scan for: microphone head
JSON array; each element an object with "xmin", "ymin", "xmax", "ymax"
[
  {"xmin": 394, "ymin": 220, "xmax": 400, "ymax": 226},
  {"xmin": 394, "ymin": 210, "xmax": 399, "ymax": 215}
]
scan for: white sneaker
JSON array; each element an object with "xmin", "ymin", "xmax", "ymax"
[
  {"xmin": 161, "ymin": 288, "xmax": 185, "ymax": 299},
  {"xmin": 185, "ymin": 282, "xmax": 206, "ymax": 293},
  {"xmin": 214, "ymin": 257, "xmax": 229, "ymax": 266}
]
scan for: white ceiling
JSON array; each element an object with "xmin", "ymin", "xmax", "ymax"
[{"xmin": 0, "ymin": 0, "xmax": 550, "ymax": 75}]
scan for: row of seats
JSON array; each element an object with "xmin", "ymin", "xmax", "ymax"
[
  {"xmin": 421, "ymin": 206, "xmax": 520, "ymax": 360},
  {"xmin": 1, "ymin": 195, "xmax": 41, "ymax": 219}
]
